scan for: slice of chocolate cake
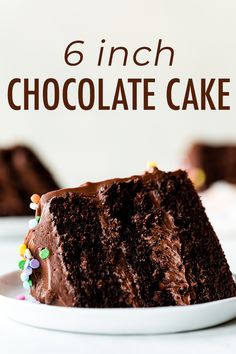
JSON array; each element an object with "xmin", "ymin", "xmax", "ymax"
[
  {"xmin": 0, "ymin": 145, "xmax": 59, "ymax": 216},
  {"xmin": 185, "ymin": 143, "xmax": 236, "ymax": 190},
  {"xmin": 21, "ymin": 167, "xmax": 236, "ymax": 307}
]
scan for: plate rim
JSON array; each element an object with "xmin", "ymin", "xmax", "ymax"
[
  {"xmin": 1, "ymin": 270, "xmax": 236, "ymax": 313},
  {"xmin": 1, "ymin": 270, "xmax": 236, "ymax": 334}
]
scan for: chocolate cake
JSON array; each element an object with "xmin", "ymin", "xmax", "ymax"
[
  {"xmin": 21, "ymin": 166, "xmax": 236, "ymax": 307},
  {"xmin": 0, "ymin": 145, "xmax": 59, "ymax": 216},
  {"xmin": 185, "ymin": 143, "xmax": 236, "ymax": 190}
]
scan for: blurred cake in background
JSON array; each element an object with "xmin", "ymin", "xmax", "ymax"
[
  {"xmin": 0, "ymin": 145, "xmax": 59, "ymax": 216},
  {"xmin": 185, "ymin": 142, "xmax": 236, "ymax": 236},
  {"xmin": 185, "ymin": 143, "xmax": 236, "ymax": 191}
]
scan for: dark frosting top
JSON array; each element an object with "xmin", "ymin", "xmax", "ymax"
[{"xmin": 38, "ymin": 167, "xmax": 162, "ymax": 213}]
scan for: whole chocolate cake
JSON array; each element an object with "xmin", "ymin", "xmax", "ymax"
[
  {"xmin": 0, "ymin": 145, "xmax": 59, "ymax": 216},
  {"xmin": 185, "ymin": 143, "xmax": 236, "ymax": 190},
  {"xmin": 19, "ymin": 166, "xmax": 236, "ymax": 307}
]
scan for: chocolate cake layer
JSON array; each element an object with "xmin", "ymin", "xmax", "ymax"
[
  {"xmin": 24, "ymin": 167, "xmax": 236, "ymax": 307},
  {"xmin": 0, "ymin": 145, "xmax": 59, "ymax": 216}
]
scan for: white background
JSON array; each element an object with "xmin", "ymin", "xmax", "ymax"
[
  {"xmin": 0, "ymin": 2, "xmax": 236, "ymax": 352},
  {"xmin": 0, "ymin": 0, "xmax": 235, "ymax": 187}
]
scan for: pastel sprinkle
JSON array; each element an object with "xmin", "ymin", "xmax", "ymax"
[
  {"xmin": 31, "ymin": 299, "xmax": 40, "ymax": 304},
  {"xmin": 30, "ymin": 258, "xmax": 40, "ymax": 269},
  {"xmin": 24, "ymin": 267, "xmax": 33, "ymax": 276},
  {"xmin": 30, "ymin": 202, "xmax": 39, "ymax": 210},
  {"xmin": 35, "ymin": 216, "xmax": 41, "ymax": 223},
  {"xmin": 20, "ymin": 272, "xmax": 29, "ymax": 282},
  {"xmin": 18, "ymin": 259, "xmax": 26, "ymax": 270},
  {"xmin": 23, "ymin": 281, "xmax": 29, "ymax": 290},
  {"xmin": 39, "ymin": 248, "xmax": 50, "ymax": 260},
  {"xmin": 24, "ymin": 249, "xmax": 32, "ymax": 260},
  {"xmin": 18, "ymin": 244, "xmax": 27, "ymax": 257},
  {"xmin": 23, "ymin": 280, "xmax": 32, "ymax": 290},
  {"xmin": 146, "ymin": 161, "xmax": 157, "ymax": 170},
  {"xmin": 31, "ymin": 194, "xmax": 41, "ymax": 204},
  {"xmin": 16, "ymin": 295, "xmax": 26, "ymax": 301},
  {"xmin": 24, "ymin": 259, "xmax": 30, "ymax": 270},
  {"xmin": 28, "ymin": 219, "xmax": 38, "ymax": 229}
]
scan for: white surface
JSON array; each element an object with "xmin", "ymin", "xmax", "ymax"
[
  {"xmin": 1, "ymin": 271, "xmax": 236, "ymax": 335},
  {"xmin": 0, "ymin": 239, "xmax": 236, "ymax": 353},
  {"xmin": 0, "ymin": 217, "xmax": 30, "ymax": 239}
]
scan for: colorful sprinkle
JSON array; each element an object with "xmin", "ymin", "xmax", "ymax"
[
  {"xmin": 24, "ymin": 259, "xmax": 30, "ymax": 270},
  {"xmin": 18, "ymin": 203, "xmax": 42, "ymax": 292},
  {"xmin": 28, "ymin": 219, "xmax": 38, "ymax": 229},
  {"xmin": 24, "ymin": 249, "xmax": 32, "ymax": 260},
  {"xmin": 23, "ymin": 281, "xmax": 30, "ymax": 290},
  {"xmin": 30, "ymin": 258, "xmax": 40, "ymax": 269},
  {"xmin": 31, "ymin": 298, "xmax": 40, "ymax": 304},
  {"xmin": 24, "ymin": 267, "xmax": 33, "ymax": 276},
  {"xmin": 16, "ymin": 295, "xmax": 26, "ymax": 301},
  {"xmin": 30, "ymin": 202, "xmax": 39, "ymax": 210},
  {"xmin": 18, "ymin": 259, "xmax": 26, "ymax": 270},
  {"xmin": 18, "ymin": 194, "xmax": 42, "ymax": 292},
  {"xmin": 146, "ymin": 161, "xmax": 157, "ymax": 170},
  {"xmin": 30, "ymin": 194, "xmax": 41, "ymax": 204},
  {"xmin": 20, "ymin": 272, "xmax": 29, "ymax": 282},
  {"xmin": 18, "ymin": 244, "xmax": 27, "ymax": 257},
  {"xmin": 23, "ymin": 279, "xmax": 32, "ymax": 290},
  {"xmin": 39, "ymin": 248, "xmax": 50, "ymax": 260}
]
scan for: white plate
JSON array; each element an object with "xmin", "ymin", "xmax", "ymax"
[
  {"xmin": 1, "ymin": 271, "xmax": 236, "ymax": 334},
  {"xmin": 0, "ymin": 217, "xmax": 30, "ymax": 239}
]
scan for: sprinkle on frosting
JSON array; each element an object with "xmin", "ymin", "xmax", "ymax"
[
  {"xmin": 30, "ymin": 194, "xmax": 41, "ymax": 204},
  {"xmin": 18, "ymin": 244, "xmax": 27, "ymax": 257},
  {"xmin": 18, "ymin": 193, "xmax": 43, "ymax": 293},
  {"xmin": 24, "ymin": 267, "xmax": 33, "ymax": 276},
  {"xmin": 30, "ymin": 202, "xmax": 39, "ymax": 210},
  {"xmin": 24, "ymin": 259, "xmax": 30, "ymax": 269},
  {"xmin": 30, "ymin": 259, "xmax": 40, "ymax": 269},
  {"xmin": 18, "ymin": 259, "xmax": 26, "ymax": 270},
  {"xmin": 24, "ymin": 248, "xmax": 32, "ymax": 260},
  {"xmin": 23, "ymin": 280, "xmax": 32, "ymax": 290},
  {"xmin": 146, "ymin": 161, "xmax": 157, "ymax": 171},
  {"xmin": 20, "ymin": 272, "xmax": 29, "ymax": 282},
  {"xmin": 18, "ymin": 245, "xmax": 40, "ymax": 292},
  {"xmin": 35, "ymin": 216, "xmax": 41, "ymax": 223},
  {"xmin": 29, "ymin": 194, "xmax": 41, "ymax": 228},
  {"xmin": 39, "ymin": 248, "xmax": 50, "ymax": 260},
  {"xmin": 30, "ymin": 194, "xmax": 41, "ymax": 215},
  {"xmin": 28, "ymin": 218, "xmax": 38, "ymax": 229}
]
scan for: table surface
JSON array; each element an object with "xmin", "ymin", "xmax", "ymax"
[{"xmin": 1, "ymin": 236, "xmax": 236, "ymax": 354}]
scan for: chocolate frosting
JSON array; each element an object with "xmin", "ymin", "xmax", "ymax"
[
  {"xmin": 25, "ymin": 201, "xmax": 76, "ymax": 306},
  {"xmin": 24, "ymin": 166, "xmax": 236, "ymax": 307}
]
